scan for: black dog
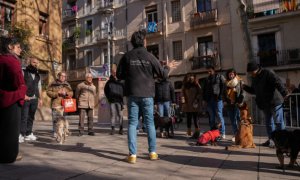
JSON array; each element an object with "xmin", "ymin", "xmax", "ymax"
[
  {"xmin": 154, "ymin": 111, "xmax": 174, "ymax": 138},
  {"xmin": 271, "ymin": 129, "xmax": 300, "ymax": 169}
]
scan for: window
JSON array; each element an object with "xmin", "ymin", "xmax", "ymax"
[
  {"xmin": 86, "ymin": 20, "xmax": 93, "ymax": 36},
  {"xmin": 146, "ymin": 5, "xmax": 158, "ymax": 33},
  {"xmin": 198, "ymin": 36, "xmax": 213, "ymax": 56},
  {"xmin": 197, "ymin": 0, "xmax": 212, "ymax": 12},
  {"xmin": 39, "ymin": 12, "xmax": 48, "ymax": 36},
  {"xmin": 86, "ymin": 51, "xmax": 93, "ymax": 66},
  {"xmin": 68, "ymin": 54, "xmax": 76, "ymax": 70},
  {"xmin": 173, "ymin": 40, "xmax": 183, "ymax": 60},
  {"xmin": 0, "ymin": 2, "xmax": 15, "ymax": 31},
  {"xmin": 147, "ymin": 44, "xmax": 159, "ymax": 59},
  {"xmin": 39, "ymin": 70, "xmax": 49, "ymax": 90},
  {"xmin": 85, "ymin": 0, "xmax": 92, "ymax": 14},
  {"xmin": 257, "ymin": 32, "xmax": 277, "ymax": 67},
  {"xmin": 171, "ymin": 0, "xmax": 181, "ymax": 22}
]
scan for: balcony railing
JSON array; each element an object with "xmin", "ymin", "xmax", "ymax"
[
  {"xmin": 63, "ymin": 8, "xmax": 77, "ymax": 19},
  {"xmin": 246, "ymin": 0, "xmax": 300, "ymax": 19},
  {"xmin": 253, "ymin": 48, "xmax": 300, "ymax": 67},
  {"xmin": 190, "ymin": 55, "xmax": 218, "ymax": 70},
  {"xmin": 97, "ymin": 0, "xmax": 125, "ymax": 9},
  {"xmin": 190, "ymin": 9, "xmax": 218, "ymax": 28}
]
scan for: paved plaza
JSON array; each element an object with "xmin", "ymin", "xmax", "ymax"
[{"xmin": 0, "ymin": 118, "xmax": 299, "ymax": 180}]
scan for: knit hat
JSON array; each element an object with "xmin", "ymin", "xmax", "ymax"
[{"xmin": 247, "ymin": 62, "xmax": 259, "ymax": 72}]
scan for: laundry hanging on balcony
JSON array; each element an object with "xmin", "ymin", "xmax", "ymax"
[{"xmin": 147, "ymin": 22, "xmax": 157, "ymax": 33}]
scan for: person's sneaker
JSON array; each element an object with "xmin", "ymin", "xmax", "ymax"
[
  {"xmin": 149, "ymin": 152, "xmax": 159, "ymax": 160},
  {"xmin": 19, "ymin": 134, "xmax": 24, "ymax": 143},
  {"xmin": 261, "ymin": 140, "xmax": 270, "ymax": 147},
  {"xmin": 221, "ymin": 134, "xmax": 226, "ymax": 139},
  {"xmin": 127, "ymin": 154, "xmax": 137, "ymax": 164},
  {"xmin": 16, "ymin": 154, "xmax": 23, "ymax": 161},
  {"xmin": 24, "ymin": 133, "xmax": 37, "ymax": 141},
  {"xmin": 119, "ymin": 128, "xmax": 124, "ymax": 135},
  {"xmin": 231, "ymin": 136, "xmax": 235, "ymax": 142},
  {"xmin": 88, "ymin": 132, "xmax": 95, "ymax": 136},
  {"xmin": 269, "ymin": 139, "xmax": 275, "ymax": 148}
]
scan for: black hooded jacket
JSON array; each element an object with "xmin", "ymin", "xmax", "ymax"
[
  {"xmin": 116, "ymin": 47, "xmax": 166, "ymax": 97},
  {"xmin": 155, "ymin": 79, "xmax": 175, "ymax": 103}
]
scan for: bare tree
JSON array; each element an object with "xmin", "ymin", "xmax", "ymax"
[{"xmin": 236, "ymin": 0, "xmax": 254, "ymax": 63}]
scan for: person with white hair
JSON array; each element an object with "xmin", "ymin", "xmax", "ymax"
[{"xmin": 75, "ymin": 73, "xmax": 97, "ymax": 136}]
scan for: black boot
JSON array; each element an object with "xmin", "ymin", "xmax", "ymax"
[
  {"xmin": 119, "ymin": 126, "xmax": 123, "ymax": 135},
  {"xmin": 110, "ymin": 126, "xmax": 115, "ymax": 135}
]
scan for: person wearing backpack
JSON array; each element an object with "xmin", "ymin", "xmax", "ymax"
[
  {"xmin": 154, "ymin": 67, "xmax": 175, "ymax": 137},
  {"xmin": 104, "ymin": 70, "xmax": 124, "ymax": 135}
]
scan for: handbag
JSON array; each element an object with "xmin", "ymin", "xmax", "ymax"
[
  {"xmin": 192, "ymin": 100, "xmax": 199, "ymax": 109},
  {"xmin": 62, "ymin": 98, "xmax": 77, "ymax": 113}
]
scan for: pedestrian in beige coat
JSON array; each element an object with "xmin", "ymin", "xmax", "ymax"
[
  {"xmin": 181, "ymin": 74, "xmax": 202, "ymax": 136},
  {"xmin": 47, "ymin": 72, "xmax": 73, "ymax": 137},
  {"xmin": 75, "ymin": 73, "xmax": 97, "ymax": 136}
]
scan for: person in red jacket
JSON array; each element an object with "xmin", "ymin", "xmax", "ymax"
[{"xmin": 0, "ymin": 37, "xmax": 26, "ymax": 163}]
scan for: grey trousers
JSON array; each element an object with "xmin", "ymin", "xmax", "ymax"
[{"xmin": 110, "ymin": 103, "xmax": 123, "ymax": 127}]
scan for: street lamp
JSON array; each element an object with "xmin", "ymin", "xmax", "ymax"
[{"xmin": 104, "ymin": 8, "xmax": 113, "ymax": 77}]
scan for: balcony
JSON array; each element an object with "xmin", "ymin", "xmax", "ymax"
[
  {"xmin": 253, "ymin": 48, "xmax": 300, "ymax": 67},
  {"xmin": 62, "ymin": 8, "xmax": 78, "ymax": 22},
  {"xmin": 97, "ymin": 0, "xmax": 125, "ymax": 10},
  {"xmin": 190, "ymin": 9, "xmax": 218, "ymax": 29},
  {"xmin": 62, "ymin": 35, "xmax": 77, "ymax": 50},
  {"xmin": 246, "ymin": 0, "xmax": 300, "ymax": 19},
  {"xmin": 190, "ymin": 55, "xmax": 219, "ymax": 70},
  {"xmin": 146, "ymin": 22, "xmax": 163, "ymax": 37}
]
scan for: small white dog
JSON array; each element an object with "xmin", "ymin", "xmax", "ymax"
[{"xmin": 56, "ymin": 117, "xmax": 70, "ymax": 144}]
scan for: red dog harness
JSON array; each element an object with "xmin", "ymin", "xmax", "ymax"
[{"xmin": 197, "ymin": 129, "xmax": 220, "ymax": 145}]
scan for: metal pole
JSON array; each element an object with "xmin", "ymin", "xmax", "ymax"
[{"xmin": 107, "ymin": 30, "xmax": 111, "ymax": 77}]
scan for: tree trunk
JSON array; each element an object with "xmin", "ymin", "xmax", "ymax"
[{"xmin": 236, "ymin": 0, "xmax": 254, "ymax": 63}]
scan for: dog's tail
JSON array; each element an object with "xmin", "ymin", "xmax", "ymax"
[{"xmin": 225, "ymin": 145, "xmax": 241, "ymax": 151}]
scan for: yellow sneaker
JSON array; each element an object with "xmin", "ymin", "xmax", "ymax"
[
  {"xmin": 127, "ymin": 155, "xmax": 137, "ymax": 164},
  {"xmin": 149, "ymin": 152, "xmax": 159, "ymax": 160}
]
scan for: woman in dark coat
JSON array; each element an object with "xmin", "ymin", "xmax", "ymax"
[
  {"xmin": 0, "ymin": 37, "xmax": 26, "ymax": 163},
  {"xmin": 181, "ymin": 74, "xmax": 202, "ymax": 136}
]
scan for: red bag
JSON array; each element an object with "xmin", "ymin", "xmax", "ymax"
[{"xmin": 62, "ymin": 98, "xmax": 77, "ymax": 113}]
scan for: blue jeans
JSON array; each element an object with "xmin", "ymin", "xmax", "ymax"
[
  {"xmin": 227, "ymin": 105, "xmax": 240, "ymax": 135},
  {"xmin": 128, "ymin": 97, "xmax": 156, "ymax": 155},
  {"xmin": 263, "ymin": 104, "xmax": 285, "ymax": 139},
  {"xmin": 157, "ymin": 101, "xmax": 170, "ymax": 117},
  {"xmin": 207, "ymin": 99, "xmax": 225, "ymax": 135}
]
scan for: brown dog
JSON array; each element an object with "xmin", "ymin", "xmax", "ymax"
[
  {"xmin": 226, "ymin": 103, "xmax": 256, "ymax": 150},
  {"xmin": 56, "ymin": 117, "xmax": 70, "ymax": 144}
]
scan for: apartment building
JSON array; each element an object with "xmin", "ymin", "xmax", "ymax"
[
  {"xmin": 245, "ymin": 0, "xmax": 300, "ymax": 87},
  {"xmin": 63, "ymin": 0, "xmax": 300, "ymax": 105},
  {"xmin": 1, "ymin": 0, "xmax": 62, "ymax": 118}
]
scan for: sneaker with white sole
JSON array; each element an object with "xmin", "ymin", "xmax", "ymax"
[
  {"xmin": 24, "ymin": 133, "xmax": 37, "ymax": 141},
  {"xmin": 231, "ymin": 136, "xmax": 235, "ymax": 142},
  {"xmin": 19, "ymin": 134, "xmax": 24, "ymax": 143}
]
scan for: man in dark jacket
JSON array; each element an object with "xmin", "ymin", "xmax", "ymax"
[
  {"xmin": 202, "ymin": 66, "xmax": 226, "ymax": 139},
  {"xmin": 117, "ymin": 29, "xmax": 166, "ymax": 164},
  {"xmin": 243, "ymin": 62, "xmax": 288, "ymax": 148},
  {"xmin": 155, "ymin": 67, "xmax": 175, "ymax": 137},
  {"xmin": 20, "ymin": 57, "xmax": 42, "ymax": 142},
  {"xmin": 104, "ymin": 70, "xmax": 124, "ymax": 135}
]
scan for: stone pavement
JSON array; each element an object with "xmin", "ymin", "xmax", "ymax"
[{"xmin": 0, "ymin": 118, "xmax": 300, "ymax": 180}]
